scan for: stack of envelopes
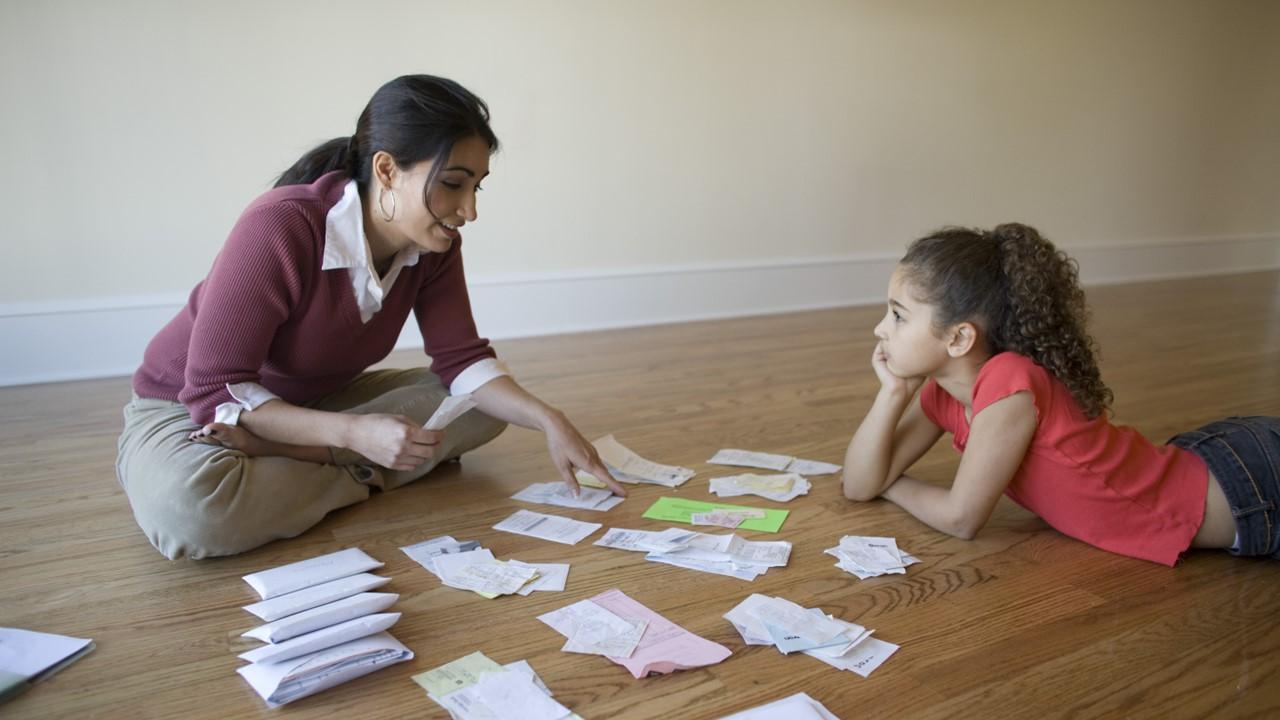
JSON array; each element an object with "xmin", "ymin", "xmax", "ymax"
[
  {"xmin": 824, "ymin": 535, "xmax": 920, "ymax": 579},
  {"xmin": 236, "ymin": 548, "xmax": 412, "ymax": 707},
  {"xmin": 402, "ymin": 535, "xmax": 569, "ymax": 597},
  {"xmin": 414, "ymin": 651, "xmax": 580, "ymax": 720},
  {"xmin": 595, "ymin": 527, "xmax": 791, "ymax": 581},
  {"xmin": 723, "ymin": 594, "xmax": 898, "ymax": 677},
  {"xmin": 538, "ymin": 589, "xmax": 731, "ymax": 678}
]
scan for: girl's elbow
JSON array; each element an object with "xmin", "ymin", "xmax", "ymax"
[
  {"xmin": 948, "ymin": 512, "xmax": 986, "ymax": 540},
  {"xmin": 841, "ymin": 476, "xmax": 881, "ymax": 502}
]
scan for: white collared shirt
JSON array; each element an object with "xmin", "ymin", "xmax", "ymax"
[{"xmin": 212, "ymin": 180, "xmax": 509, "ymax": 425}]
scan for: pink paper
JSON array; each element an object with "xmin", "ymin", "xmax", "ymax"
[{"xmin": 589, "ymin": 588, "xmax": 732, "ymax": 678}]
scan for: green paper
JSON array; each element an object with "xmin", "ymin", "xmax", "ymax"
[{"xmin": 642, "ymin": 497, "xmax": 788, "ymax": 533}]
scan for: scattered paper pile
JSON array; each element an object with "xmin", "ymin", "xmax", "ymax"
[
  {"xmin": 709, "ymin": 472, "xmax": 811, "ymax": 502},
  {"xmin": 583, "ymin": 435, "xmax": 696, "ymax": 487},
  {"xmin": 402, "ymin": 535, "xmax": 569, "ymax": 598},
  {"xmin": 512, "ymin": 482, "xmax": 625, "ymax": 512},
  {"xmin": 718, "ymin": 692, "xmax": 839, "ymax": 720},
  {"xmin": 414, "ymin": 651, "xmax": 580, "ymax": 720},
  {"xmin": 824, "ymin": 536, "xmax": 920, "ymax": 579},
  {"xmin": 724, "ymin": 594, "xmax": 898, "ymax": 678},
  {"xmin": 236, "ymin": 548, "xmax": 413, "ymax": 707},
  {"xmin": 708, "ymin": 448, "xmax": 842, "ymax": 476},
  {"xmin": 596, "ymin": 527, "xmax": 791, "ymax": 581},
  {"xmin": 538, "ymin": 589, "xmax": 731, "ymax": 678}
]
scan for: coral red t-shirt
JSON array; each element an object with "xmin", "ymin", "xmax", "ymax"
[{"xmin": 919, "ymin": 352, "xmax": 1208, "ymax": 566}]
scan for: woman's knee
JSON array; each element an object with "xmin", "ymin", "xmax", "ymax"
[{"xmin": 123, "ymin": 452, "xmax": 261, "ymax": 559}]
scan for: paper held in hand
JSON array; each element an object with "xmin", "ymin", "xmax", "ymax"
[{"xmin": 424, "ymin": 394, "xmax": 477, "ymax": 431}]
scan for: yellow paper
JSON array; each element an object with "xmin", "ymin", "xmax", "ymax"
[
  {"xmin": 735, "ymin": 473, "xmax": 797, "ymax": 494},
  {"xmin": 412, "ymin": 651, "xmax": 503, "ymax": 696}
]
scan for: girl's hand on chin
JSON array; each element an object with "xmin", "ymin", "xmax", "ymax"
[{"xmin": 871, "ymin": 342, "xmax": 925, "ymax": 397}]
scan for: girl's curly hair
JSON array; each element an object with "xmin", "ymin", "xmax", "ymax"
[{"xmin": 900, "ymin": 223, "xmax": 1113, "ymax": 418}]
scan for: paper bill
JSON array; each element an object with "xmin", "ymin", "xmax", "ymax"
[
  {"xmin": 493, "ymin": 510, "xmax": 602, "ymax": 545},
  {"xmin": 707, "ymin": 448, "xmax": 794, "ymax": 471},
  {"xmin": 593, "ymin": 435, "xmax": 695, "ymax": 487}
]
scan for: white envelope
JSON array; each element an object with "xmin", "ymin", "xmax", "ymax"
[
  {"xmin": 242, "ymin": 592, "xmax": 399, "ymax": 643},
  {"xmin": 236, "ymin": 631, "xmax": 413, "ymax": 708},
  {"xmin": 242, "ymin": 573, "xmax": 391, "ymax": 622},
  {"xmin": 242, "ymin": 548, "xmax": 383, "ymax": 600},
  {"xmin": 238, "ymin": 613, "xmax": 400, "ymax": 664}
]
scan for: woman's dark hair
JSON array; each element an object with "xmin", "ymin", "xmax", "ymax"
[
  {"xmin": 275, "ymin": 75, "xmax": 499, "ymax": 208},
  {"xmin": 900, "ymin": 223, "xmax": 1113, "ymax": 418}
]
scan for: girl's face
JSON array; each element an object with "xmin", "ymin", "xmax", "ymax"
[
  {"xmin": 390, "ymin": 135, "xmax": 491, "ymax": 254},
  {"xmin": 873, "ymin": 267, "xmax": 952, "ymax": 378}
]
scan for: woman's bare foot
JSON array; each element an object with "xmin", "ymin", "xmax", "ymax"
[{"xmin": 188, "ymin": 423, "xmax": 270, "ymax": 456}]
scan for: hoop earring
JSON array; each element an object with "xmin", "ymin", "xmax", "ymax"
[{"xmin": 377, "ymin": 186, "xmax": 397, "ymax": 222}]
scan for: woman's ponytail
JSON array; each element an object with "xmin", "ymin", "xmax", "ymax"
[
  {"xmin": 271, "ymin": 75, "xmax": 499, "ymax": 202},
  {"xmin": 274, "ymin": 135, "xmax": 356, "ymax": 188}
]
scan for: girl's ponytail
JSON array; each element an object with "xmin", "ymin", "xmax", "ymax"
[
  {"xmin": 992, "ymin": 223, "xmax": 1112, "ymax": 418},
  {"xmin": 274, "ymin": 136, "xmax": 356, "ymax": 188},
  {"xmin": 901, "ymin": 223, "xmax": 1113, "ymax": 419}
]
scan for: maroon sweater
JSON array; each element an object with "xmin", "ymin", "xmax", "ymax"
[{"xmin": 133, "ymin": 172, "xmax": 496, "ymax": 424}]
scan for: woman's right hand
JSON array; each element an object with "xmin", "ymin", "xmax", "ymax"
[
  {"xmin": 344, "ymin": 414, "xmax": 442, "ymax": 470},
  {"xmin": 871, "ymin": 341, "xmax": 925, "ymax": 397}
]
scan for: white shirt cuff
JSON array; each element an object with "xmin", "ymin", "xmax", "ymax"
[
  {"xmin": 212, "ymin": 382, "xmax": 281, "ymax": 426},
  {"xmin": 448, "ymin": 358, "xmax": 510, "ymax": 396}
]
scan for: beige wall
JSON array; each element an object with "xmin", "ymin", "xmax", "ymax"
[{"xmin": 2, "ymin": 0, "xmax": 1277, "ymax": 305}]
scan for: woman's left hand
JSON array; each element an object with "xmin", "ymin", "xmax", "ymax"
[{"xmin": 542, "ymin": 413, "xmax": 628, "ymax": 497}]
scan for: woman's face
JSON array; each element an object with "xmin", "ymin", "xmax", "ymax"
[{"xmin": 390, "ymin": 135, "xmax": 491, "ymax": 254}]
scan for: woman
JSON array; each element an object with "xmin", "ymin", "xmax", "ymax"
[{"xmin": 117, "ymin": 75, "xmax": 625, "ymax": 560}]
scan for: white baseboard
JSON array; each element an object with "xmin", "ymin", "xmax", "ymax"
[{"xmin": 2, "ymin": 234, "xmax": 1276, "ymax": 386}]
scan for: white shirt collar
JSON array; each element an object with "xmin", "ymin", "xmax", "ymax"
[{"xmin": 322, "ymin": 179, "xmax": 422, "ymax": 323}]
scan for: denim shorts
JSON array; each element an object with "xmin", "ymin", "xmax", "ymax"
[{"xmin": 1169, "ymin": 416, "xmax": 1280, "ymax": 558}]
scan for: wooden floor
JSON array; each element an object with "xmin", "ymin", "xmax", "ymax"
[{"xmin": 2, "ymin": 271, "xmax": 1278, "ymax": 719}]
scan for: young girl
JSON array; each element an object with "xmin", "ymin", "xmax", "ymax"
[
  {"xmin": 117, "ymin": 75, "xmax": 624, "ymax": 561},
  {"xmin": 842, "ymin": 223, "xmax": 1278, "ymax": 565}
]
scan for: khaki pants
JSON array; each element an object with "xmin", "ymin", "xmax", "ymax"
[{"xmin": 115, "ymin": 368, "xmax": 506, "ymax": 560}]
